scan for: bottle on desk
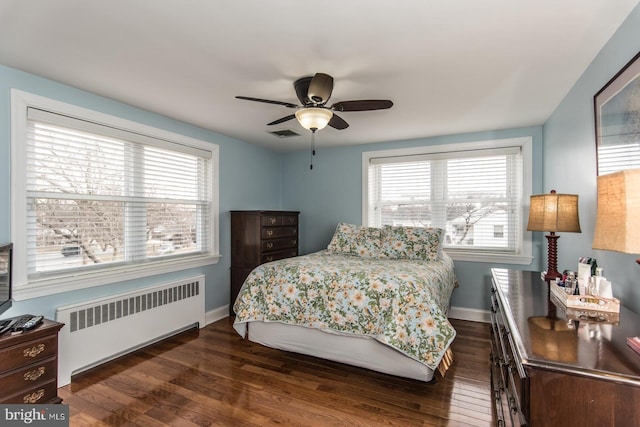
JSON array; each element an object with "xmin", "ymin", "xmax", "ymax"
[
  {"xmin": 587, "ymin": 268, "xmax": 604, "ymax": 296},
  {"xmin": 593, "ymin": 268, "xmax": 614, "ymax": 299}
]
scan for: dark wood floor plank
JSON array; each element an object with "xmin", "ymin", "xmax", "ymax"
[{"xmin": 60, "ymin": 317, "xmax": 494, "ymax": 426}]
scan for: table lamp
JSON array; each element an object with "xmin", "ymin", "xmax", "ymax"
[
  {"xmin": 592, "ymin": 169, "xmax": 640, "ymax": 264},
  {"xmin": 527, "ymin": 190, "xmax": 581, "ymax": 282}
]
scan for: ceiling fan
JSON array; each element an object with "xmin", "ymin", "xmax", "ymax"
[{"xmin": 235, "ymin": 73, "xmax": 393, "ymax": 132}]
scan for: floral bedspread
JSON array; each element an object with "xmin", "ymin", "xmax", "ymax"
[{"xmin": 233, "ymin": 250, "xmax": 457, "ymax": 370}]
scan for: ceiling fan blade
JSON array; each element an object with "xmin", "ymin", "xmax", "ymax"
[
  {"xmin": 294, "ymin": 76, "xmax": 312, "ymax": 105},
  {"xmin": 308, "ymin": 73, "xmax": 334, "ymax": 104},
  {"xmin": 267, "ymin": 114, "xmax": 296, "ymax": 126},
  {"xmin": 236, "ymin": 96, "xmax": 298, "ymax": 109},
  {"xmin": 331, "ymin": 100, "xmax": 393, "ymax": 112},
  {"xmin": 328, "ymin": 114, "xmax": 349, "ymax": 130}
]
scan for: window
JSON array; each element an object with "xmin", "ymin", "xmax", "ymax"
[
  {"xmin": 363, "ymin": 137, "xmax": 533, "ymax": 264},
  {"xmin": 11, "ymin": 90, "xmax": 219, "ymax": 298}
]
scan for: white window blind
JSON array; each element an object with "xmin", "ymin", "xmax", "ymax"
[
  {"xmin": 25, "ymin": 107, "xmax": 212, "ymax": 277},
  {"xmin": 597, "ymin": 141, "xmax": 640, "ymax": 175},
  {"xmin": 367, "ymin": 146, "xmax": 523, "ymax": 254}
]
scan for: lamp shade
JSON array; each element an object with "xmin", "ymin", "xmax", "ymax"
[
  {"xmin": 527, "ymin": 191, "xmax": 581, "ymax": 233},
  {"xmin": 295, "ymin": 107, "xmax": 333, "ymax": 131},
  {"xmin": 592, "ymin": 169, "xmax": 640, "ymax": 254}
]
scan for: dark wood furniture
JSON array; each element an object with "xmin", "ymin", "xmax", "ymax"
[
  {"xmin": 230, "ymin": 210, "xmax": 299, "ymax": 314},
  {"xmin": 490, "ymin": 268, "xmax": 640, "ymax": 426},
  {"xmin": 0, "ymin": 318, "xmax": 64, "ymax": 404}
]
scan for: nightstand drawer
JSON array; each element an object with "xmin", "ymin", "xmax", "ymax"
[
  {"xmin": 0, "ymin": 379, "xmax": 58, "ymax": 404},
  {"xmin": 0, "ymin": 335, "xmax": 58, "ymax": 373},
  {"xmin": 0, "ymin": 357, "xmax": 57, "ymax": 397}
]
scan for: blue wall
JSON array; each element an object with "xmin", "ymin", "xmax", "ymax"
[
  {"xmin": 280, "ymin": 127, "xmax": 544, "ymax": 312},
  {"xmin": 0, "ymin": 65, "xmax": 283, "ymax": 320},
  {"xmin": 281, "ymin": 3, "xmax": 640, "ymax": 316},
  {"xmin": 544, "ymin": 5, "xmax": 640, "ymax": 314}
]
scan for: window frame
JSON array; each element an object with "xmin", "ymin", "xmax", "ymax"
[
  {"xmin": 362, "ymin": 136, "xmax": 533, "ymax": 264},
  {"xmin": 11, "ymin": 89, "xmax": 220, "ymax": 300}
]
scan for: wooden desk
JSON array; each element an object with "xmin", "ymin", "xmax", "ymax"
[{"xmin": 490, "ymin": 269, "xmax": 640, "ymax": 426}]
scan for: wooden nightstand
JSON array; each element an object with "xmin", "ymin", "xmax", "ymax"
[
  {"xmin": 0, "ymin": 318, "xmax": 64, "ymax": 404},
  {"xmin": 490, "ymin": 268, "xmax": 640, "ymax": 426}
]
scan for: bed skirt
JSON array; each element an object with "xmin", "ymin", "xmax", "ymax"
[{"xmin": 246, "ymin": 321, "xmax": 453, "ymax": 382}]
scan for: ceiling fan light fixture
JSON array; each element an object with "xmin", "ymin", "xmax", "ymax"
[{"xmin": 295, "ymin": 107, "xmax": 333, "ymax": 131}]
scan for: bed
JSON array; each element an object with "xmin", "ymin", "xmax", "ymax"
[{"xmin": 232, "ymin": 223, "xmax": 458, "ymax": 382}]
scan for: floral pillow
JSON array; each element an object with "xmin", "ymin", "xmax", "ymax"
[
  {"xmin": 327, "ymin": 223, "xmax": 382, "ymax": 258},
  {"xmin": 379, "ymin": 225, "xmax": 444, "ymax": 261}
]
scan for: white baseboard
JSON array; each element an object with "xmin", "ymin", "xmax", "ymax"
[
  {"xmin": 205, "ymin": 305, "xmax": 229, "ymax": 326},
  {"xmin": 448, "ymin": 306, "xmax": 490, "ymax": 323}
]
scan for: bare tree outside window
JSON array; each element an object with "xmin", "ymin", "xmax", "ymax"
[{"xmin": 29, "ymin": 121, "xmax": 207, "ymax": 273}]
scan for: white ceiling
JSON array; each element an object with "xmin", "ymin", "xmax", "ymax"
[{"xmin": 0, "ymin": 0, "xmax": 638, "ymax": 152}]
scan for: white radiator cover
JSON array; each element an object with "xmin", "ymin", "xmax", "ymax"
[{"xmin": 55, "ymin": 275, "xmax": 205, "ymax": 386}]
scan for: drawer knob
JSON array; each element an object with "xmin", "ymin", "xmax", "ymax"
[
  {"xmin": 23, "ymin": 344, "xmax": 45, "ymax": 358},
  {"xmin": 269, "ymin": 217, "xmax": 276, "ymax": 224},
  {"xmin": 24, "ymin": 366, "xmax": 46, "ymax": 381},
  {"xmin": 266, "ymin": 242, "xmax": 273, "ymax": 249},
  {"xmin": 266, "ymin": 230, "xmax": 274, "ymax": 237},
  {"xmin": 292, "ymin": 240, "xmax": 297, "ymax": 245},
  {"xmin": 23, "ymin": 389, "xmax": 45, "ymax": 404},
  {"xmin": 266, "ymin": 256, "xmax": 273, "ymax": 262}
]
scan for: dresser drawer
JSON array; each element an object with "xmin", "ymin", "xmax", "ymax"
[
  {"xmin": 0, "ymin": 357, "xmax": 57, "ymax": 398},
  {"xmin": 0, "ymin": 335, "xmax": 58, "ymax": 373},
  {"xmin": 262, "ymin": 249, "xmax": 297, "ymax": 263},
  {"xmin": 0, "ymin": 378, "xmax": 58, "ymax": 404},
  {"xmin": 260, "ymin": 214, "xmax": 298, "ymax": 227},
  {"xmin": 261, "ymin": 226, "xmax": 298, "ymax": 239},
  {"xmin": 262, "ymin": 237, "xmax": 298, "ymax": 252}
]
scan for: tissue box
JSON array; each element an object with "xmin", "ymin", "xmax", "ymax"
[{"xmin": 550, "ymin": 281, "xmax": 620, "ymax": 314}]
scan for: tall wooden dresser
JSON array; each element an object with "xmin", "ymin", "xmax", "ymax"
[
  {"xmin": 490, "ymin": 268, "xmax": 640, "ymax": 426},
  {"xmin": 230, "ymin": 211, "xmax": 299, "ymax": 314},
  {"xmin": 0, "ymin": 319, "xmax": 64, "ymax": 404}
]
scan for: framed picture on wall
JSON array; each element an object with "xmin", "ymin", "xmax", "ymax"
[{"xmin": 594, "ymin": 51, "xmax": 640, "ymax": 175}]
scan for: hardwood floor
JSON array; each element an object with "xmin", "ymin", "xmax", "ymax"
[{"xmin": 59, "ymin": 317, "xmax": 494, "ymax": 426}]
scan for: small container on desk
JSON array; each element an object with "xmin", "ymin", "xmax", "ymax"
[{"xmin": 549, "ymin": 280, "xmax": 620, "ymax": 314}]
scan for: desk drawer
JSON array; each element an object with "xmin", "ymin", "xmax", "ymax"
[
  {"xmin": 491, "ymin": 282, "xmax": 527, "ymax": 426},
  {"xmin": 0, "ymin": 335, "xmax": 58, "ymax": 373}
]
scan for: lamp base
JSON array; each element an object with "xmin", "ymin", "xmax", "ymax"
[
  {"xmin": 544, "ymin": 270, "xmax": 562, "ymax": 283},
  {"xmin": 545, "ymin": 233, "xmax": 561, "ymax": 284}
]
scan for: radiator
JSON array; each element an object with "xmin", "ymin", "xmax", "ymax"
[{"xmin": 55, "ymin": 275, "xmax": 205, "ymax": 386}]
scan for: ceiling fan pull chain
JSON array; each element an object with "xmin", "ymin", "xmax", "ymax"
[{"xmin": 310, "ymin": 129, "xmax": 316, "ymax": 170}]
